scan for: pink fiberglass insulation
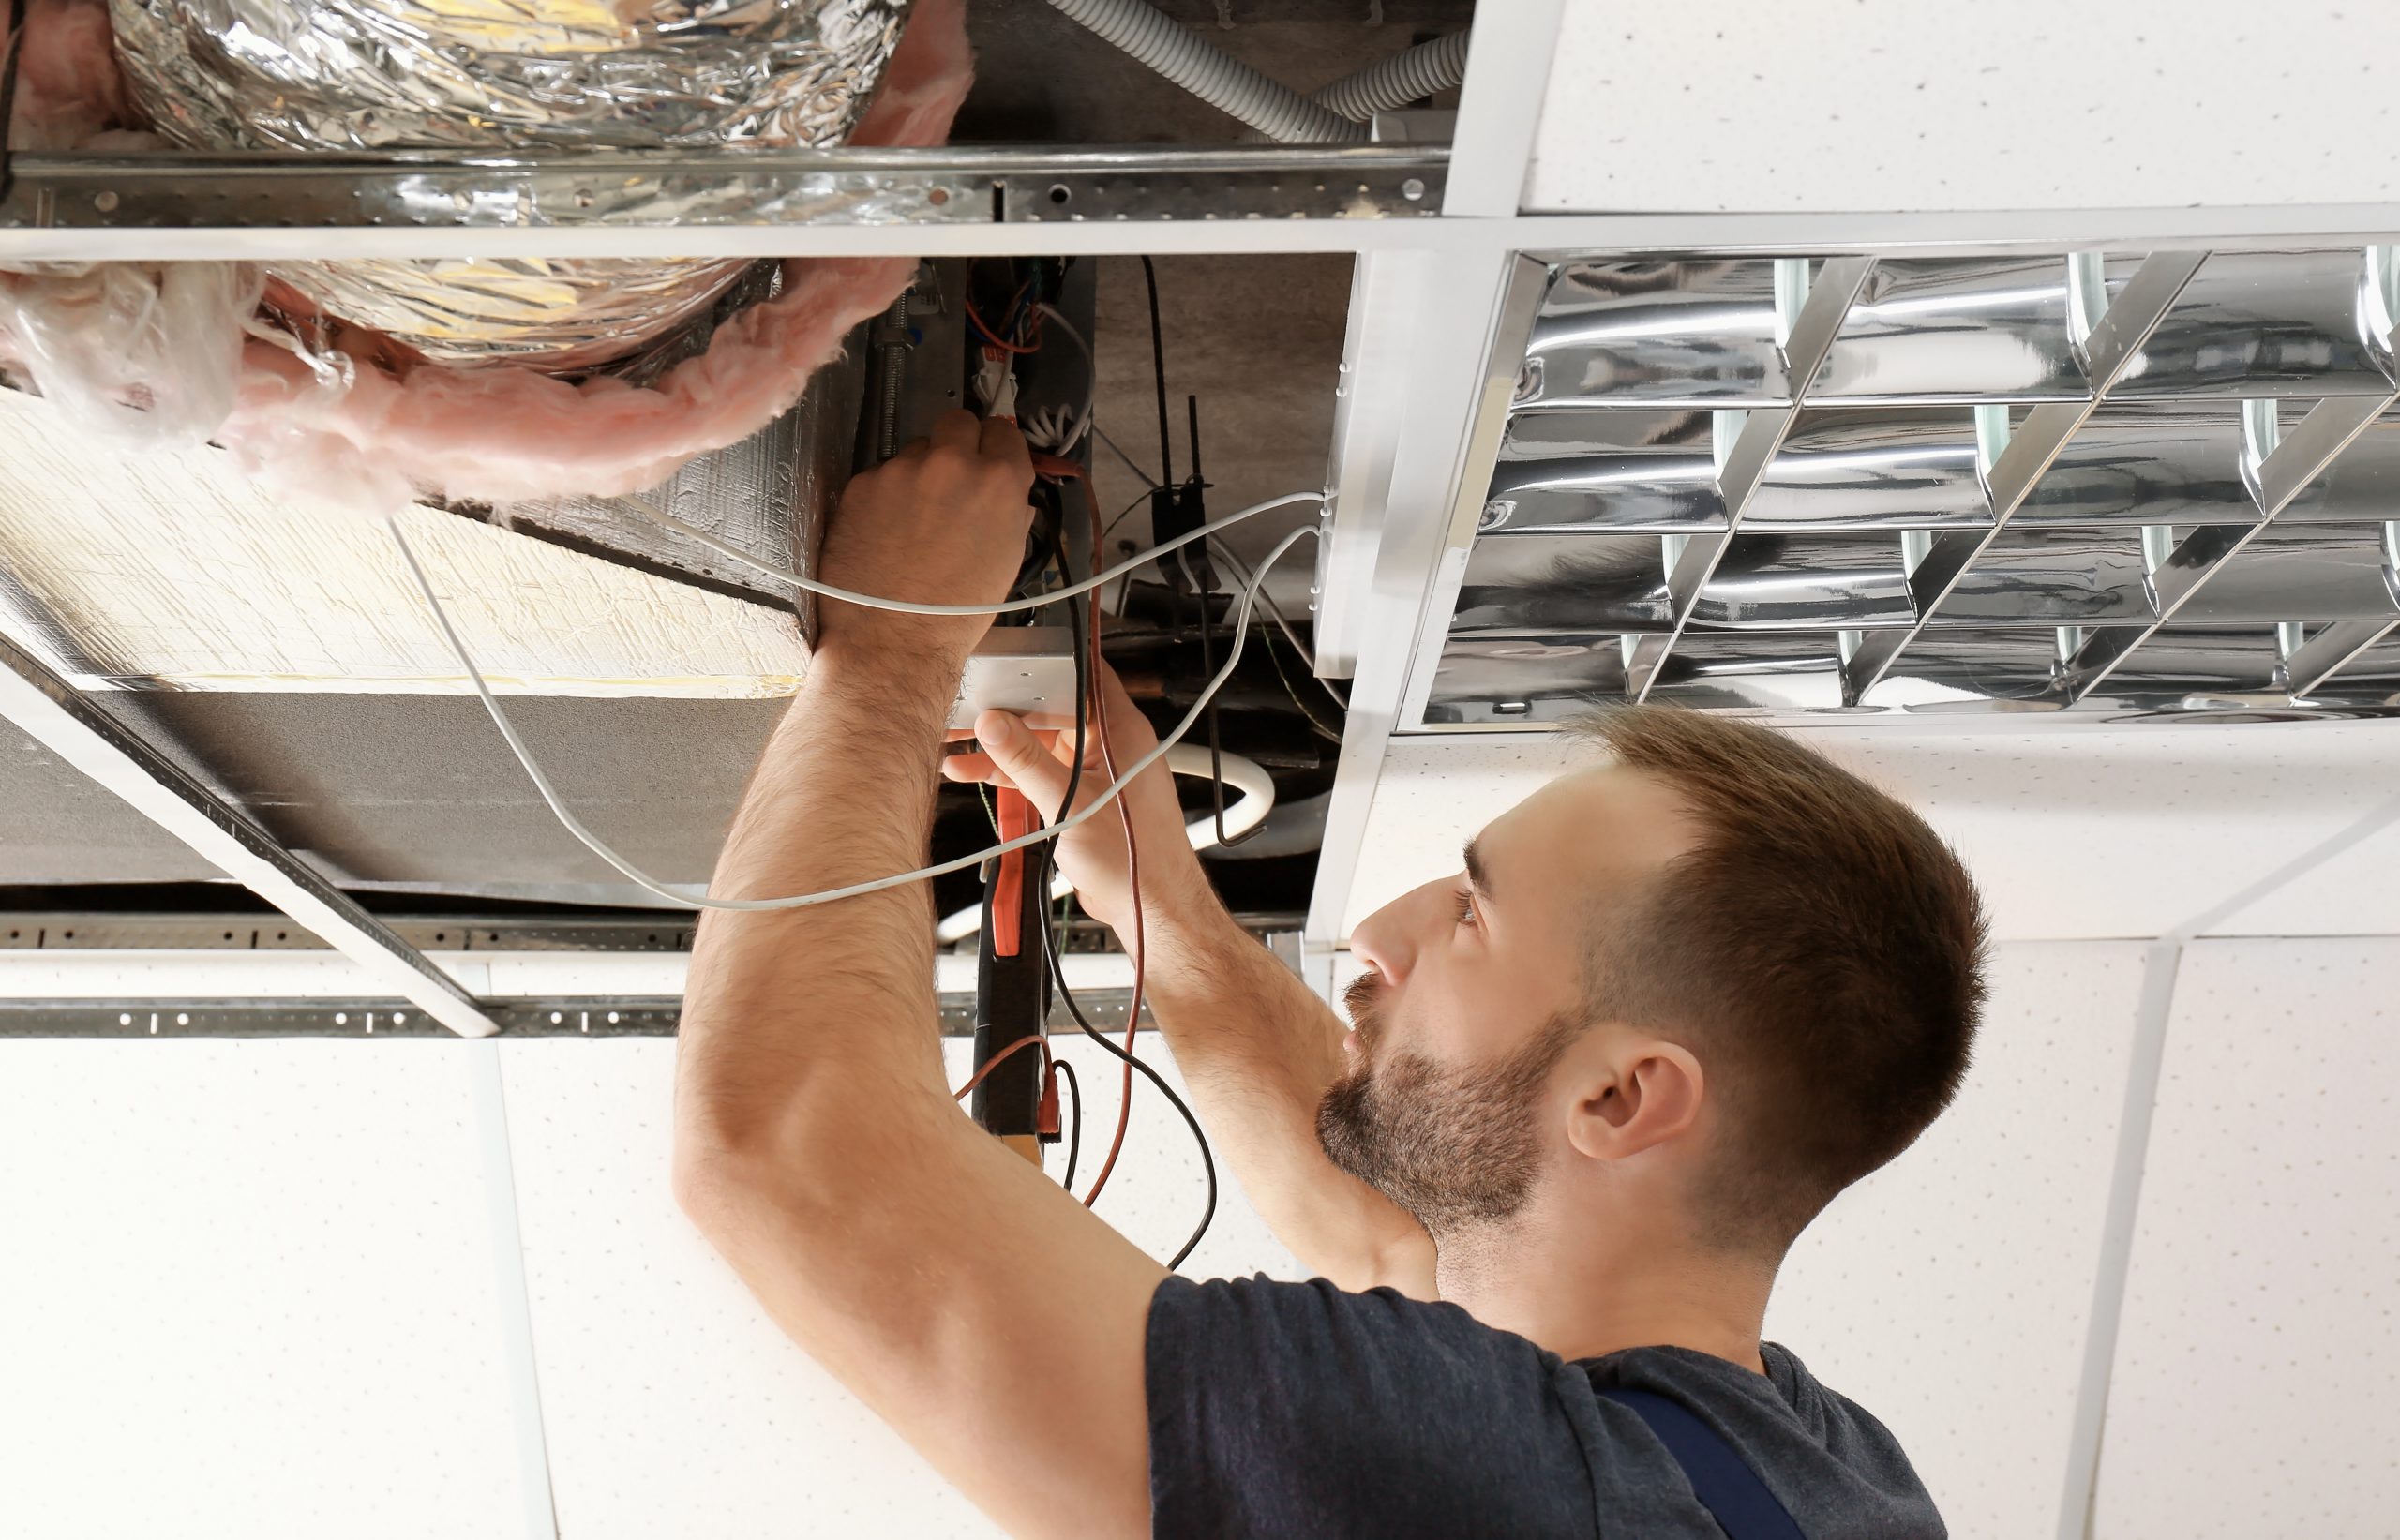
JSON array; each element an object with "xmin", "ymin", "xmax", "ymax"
[
  {"xmin": 2, "ymin": 0, "xmax": 973, "ymax": 511},
  {"xmin": 4, "ymin": 0, "xmax": 136, "ymax": 151}
]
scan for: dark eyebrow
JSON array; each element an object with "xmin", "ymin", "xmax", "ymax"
[{"xmin": 1462, "ymin": 835, "xmax": 1495, "ymax": 904}]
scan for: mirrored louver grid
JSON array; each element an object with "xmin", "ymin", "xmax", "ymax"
[{"xmin": 1418, "ymin": 247, "xmax": 2400, "ymax": 725}]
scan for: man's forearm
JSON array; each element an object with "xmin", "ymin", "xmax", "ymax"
[
  {"xmin": 1130, "ymin": 883, "xmax": 1436, "ymax": 1293},
  {"xmin": 678, "ymin": 652, "xmax": 954, "ymax": 1150}
]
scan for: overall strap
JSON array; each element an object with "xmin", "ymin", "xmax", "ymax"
[{"xmin": 1596, "ymin": 1386, "xmax": 1807, "ymax": 1540}]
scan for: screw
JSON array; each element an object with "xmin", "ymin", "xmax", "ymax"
[
  {"xmin": 1400, "ymin": 178, "xmax": 1426, "ymax": 202},
  {"xmin": 93, "ymin": 190, "xmax": 119, "ymax": 214}
]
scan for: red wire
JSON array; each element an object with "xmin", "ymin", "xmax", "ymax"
[
  {"xmin": 953, "ymin": 1032, "xmax": 1050, "ymax": 1102},
  {"xmin": 1021, "ymin": 455, "xmax": 1147, "ymax": 1209},
  {"xmin": 1072, "ymin": 472, "xmax": 1145, "ymax": 1209},
  {"xmin": 966, "ymin": 293, "xmax": 1038, "ymax": 354}
]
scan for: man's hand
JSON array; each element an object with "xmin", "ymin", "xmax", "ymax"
[
  {"xmin": 815, "ymin": 410, "xmax": 1036, "ymax": 673},
  {"xmin": 938, "ymin": 664, "xmax": 1211, "ymax": 943}
]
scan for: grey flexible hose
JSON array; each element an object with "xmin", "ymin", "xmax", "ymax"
[
  {"xmin": 1312, "ymin": 30, "xmax": 1470, "ymax": 123},
  {"xmin": 1042, "ymin": 0, "xmax": 1366, "ymax": 143}
]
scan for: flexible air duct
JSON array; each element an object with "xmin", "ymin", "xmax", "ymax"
[{"xmin": 107, "ymin": 0, "xmax": 914, "ymax": 372}]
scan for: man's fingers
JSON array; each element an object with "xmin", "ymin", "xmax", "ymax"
[
  {"xmin": 979, "ymin": 414, "xmax": 1035, "ymax": 482},
  {"xmin": 973, "ymin": 710, "xmax": 1074, "ymax": 818},
  {"xmin": 927, "ymin": 409, "xmax": 982, "ymax": 455}
]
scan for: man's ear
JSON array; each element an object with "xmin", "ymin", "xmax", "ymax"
[{"xmin": 1564, "ymin": 1033, "xmax": 1705, "ymax": 1161}]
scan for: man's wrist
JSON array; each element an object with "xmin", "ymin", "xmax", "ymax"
[
  {"xmin": 808, "ymin": 633, "xmax": 971, "ymax": 710},
  {"xmin": 1130, "ymin": 875, "xmax": 1245, "ymax": 982}
]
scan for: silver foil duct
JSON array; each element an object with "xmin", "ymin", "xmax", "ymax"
[{"xmin": 107, "ymin": 0, "xmax": 913, "ymax": 371}]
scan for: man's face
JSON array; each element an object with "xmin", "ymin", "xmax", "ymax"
[{"xmin": 1318, "ymin": 765, "xmax": 1699, "ymax": 1232}]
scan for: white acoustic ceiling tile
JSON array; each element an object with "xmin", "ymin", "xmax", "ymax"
[
  {"xmin": 2095, "ymin": 938, "xmax": 2400, "ymax": 1538},
  {"xmin": 0, "ymin": 1041, "xmax": 529, "ymax": 1540},
  {"xmin": 498, "ymin": 1037, "xmax": 1291, "ymax": 1540},
  {"xmin": 2200, "ymin": 807, "xmax": 2400, "ymax": 937},
  {"xmin": 1528, "ymin": 0, "xmax": 2400, "ymax": 213},
  {"xmin": 1346, "ymin": 723, "xmax": 2400, "ymax": 942},
  {"xmin": 497, "ymin": 1038, "xmax": 991, "ymax": 1540},
  {"xmin": 1763, "ymin": 941, "xmax": 2148, "ymax": 1539}
]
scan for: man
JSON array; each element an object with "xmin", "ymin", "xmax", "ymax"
[{"xmin": 674, "ymin": 413, "xmax": 1987, "ymax": 1537}]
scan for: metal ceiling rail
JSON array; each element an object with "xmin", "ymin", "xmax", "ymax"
[
  {"xmin": 2062, "ymin": 360, "xmax": 2400, "ymax": 702},
  {"xmin": 1625, "ymin": 256, "xmax": 1877, "ymax": 703},
  {"xmin": 1837, "ymin": 249, "xmax": 2210, "ymax": 706},
  {"xmin": 0, "ymin": 634, "xmax": 498, "ymax": 1037},
  {"xmin": 0, "ymin": 992, "xmax": 1156, "ymax": 1038},
  {"xmin": 0, "ymin": 143, "xmax": 1448, "ymax": 237}
]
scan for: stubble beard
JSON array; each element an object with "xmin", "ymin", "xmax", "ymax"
[{"xmin": 1316, "ymin": 977, "xmax": 1582, "ymax": 1236}]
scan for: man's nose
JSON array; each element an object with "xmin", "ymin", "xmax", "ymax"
[
  {"xmin": 1350, "ymin": 878, "xmax": 1448, "ymax": 987},
  {"xmin": 1348, "ymin": 906, "xmax": 1410, "ymax": 989}
]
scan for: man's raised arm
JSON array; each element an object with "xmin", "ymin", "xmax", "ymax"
[
  {"xmin": 950, "ymin": 678, "xmax": 1437, "ymax": 1297},
  {"xmin": 671, "ymin": 413, "xmax": 1164, "ymax": 1540}
]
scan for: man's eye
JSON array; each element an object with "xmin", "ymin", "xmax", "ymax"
[{"xmin": 1455, "ymin": 890, "xmax": 1478, "ymax": 927}]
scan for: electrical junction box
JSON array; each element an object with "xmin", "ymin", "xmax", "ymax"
[{"xmin": 949, "ymin": 627, "xmax": 1079, "ymax": 730}]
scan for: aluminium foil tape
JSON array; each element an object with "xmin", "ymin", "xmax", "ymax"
[{"xmin": 107, "ymin": 0, "xmax": 913, "ymax": 371}]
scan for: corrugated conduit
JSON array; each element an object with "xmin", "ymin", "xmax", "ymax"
[
  {"xmin": 1042, "ymin": 0, "xmax": 1365, "ymax": 143},
  {"xmin": 1312, "ymin": 30, "xmax": 1471, "ymax": 122}
]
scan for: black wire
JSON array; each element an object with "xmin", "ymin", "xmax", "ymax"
[
  {"xmin": 1140, "ymin": 256, "xmax": 1173, "ymax": 490},
  {"xmin": 1053, "ymin": 1056, "xmax": 1083, "ymax": 1194},
  {"xmin": 1049, "ymin": 516, "xmax": 1088, "ymax": 859},
  {"xmin": 1045, "ymin": 482, "xmax": 1215, "ymax": 1270},
  {"xmin": 1043, "ymin": 910, "xmax": 1217, "ymax": 1272}
]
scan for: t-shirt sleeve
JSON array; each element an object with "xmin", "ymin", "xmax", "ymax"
[{"xmin": 1145, "ymin": 1274, "xmax": 1598, "ymax": 1540}]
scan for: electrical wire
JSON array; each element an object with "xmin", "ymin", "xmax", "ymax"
[
  {"xmin": 1072, "ymin": 472, "xmax": 1144, "ymax": 1210},
  {"xmin": 1209, "ymin": 536, "xmax": 1349, "ymax": 712},
  {"xmin": 384, "ymin": 510, "xmax": 1317, "ymax": 914},
  {"xmin": 617, "ymin": 489, "xmax": 1316, "ymax": 617},
  {"xmin": 1027, "ymin": 302, "xmax": 1096, "ymax": 455},
  {"xmin": 952, "ymin": 1033, "xmax": 1048, "ymax": 1100},
  {"xmin": 1053, "ymin": 1055, "xmax": 1083, "ymax": 1193},
  {"xmin": 1178, "ymin": 546, "xmax": 1259, "ymax": 850},
  {"xmin": 1043, "ymin": 910, "xmax": 1216, "ymax": 1270}
]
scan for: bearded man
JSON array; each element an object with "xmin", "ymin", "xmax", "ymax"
[{"xmin": 674, "ymin": 415, "xmax": 1985, "ymax": 1538}]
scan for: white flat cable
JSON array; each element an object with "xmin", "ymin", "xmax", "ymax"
[
  {"xmin": 618, "ymin": 488, "xmax": 1319, "ymax": 617},
  {"xmin": 385, "ymin": 513, "xmax": 1318, "ymax": 913}
]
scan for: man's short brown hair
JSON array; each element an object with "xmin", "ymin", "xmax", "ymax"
[{"xmin": 1566, "ymin": 707, "xmax": 1988, "ymax": 1256}]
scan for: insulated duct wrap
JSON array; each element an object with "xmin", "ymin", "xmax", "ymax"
[
  {"xmin": 107, "ymin": 0, "xmax": 912, "ymax": 371},
  {"xmin": 0, "ymin": 389, "xmax": 809, "ymax": 695}
]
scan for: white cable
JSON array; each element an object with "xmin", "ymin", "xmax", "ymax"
[
  {"xmin": 933, "ymin": 743, "xmax": 1275, "ymax": 945},
  {"xmin": 1027, "ymin": 302, "xmax": 1096, "ymax": 455},
  {"xmin": 385, "ymin": 513, "xmax": 1318, "ymax": 913},
  {"xmin": 620, "ymin": 489, "xmax": 1319, "ymax": 617}
]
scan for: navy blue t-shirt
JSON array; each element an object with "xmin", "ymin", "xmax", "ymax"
[{"xmin": 1147, "ymin": 1275, "xmax": 1942, "ymax": 1539}]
